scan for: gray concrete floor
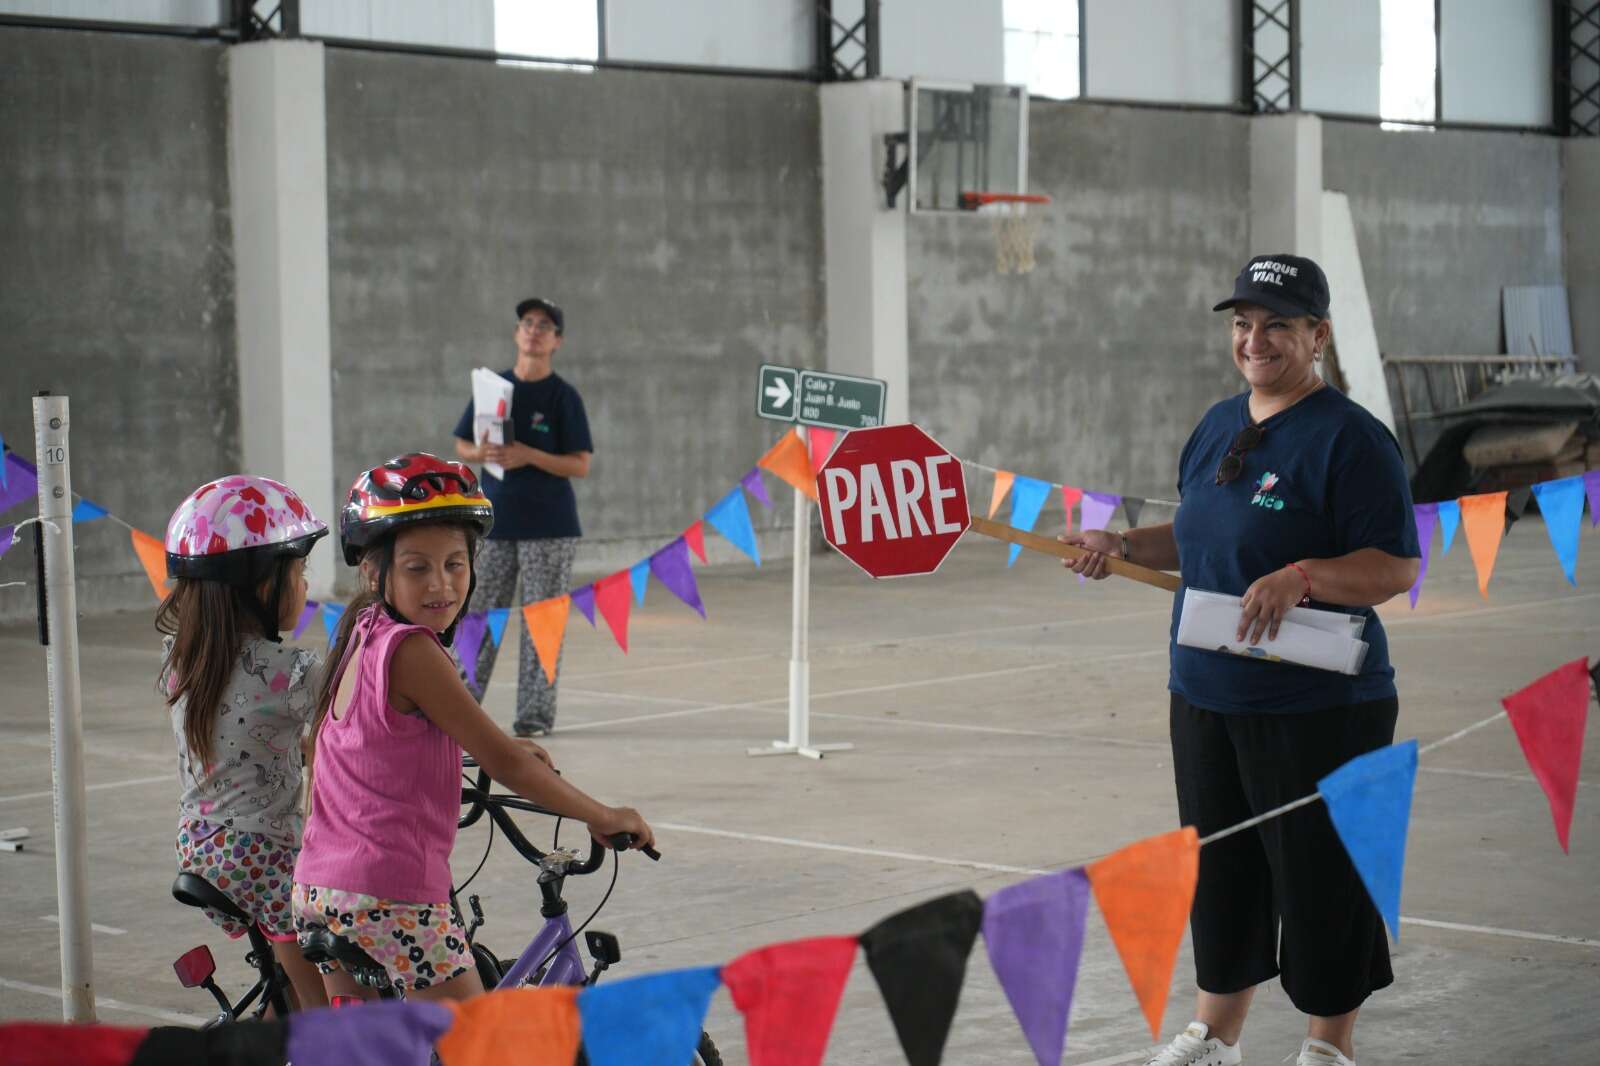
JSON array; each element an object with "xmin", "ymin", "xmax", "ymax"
[{"xmin": 1, "ymin": 518, "xmax": 1596, "ymax": 1063}]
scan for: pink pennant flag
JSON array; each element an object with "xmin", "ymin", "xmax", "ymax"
[
  {"xmin": 1501, "ymin": 657, "xmax": 1591, "ymax": 852},
  {"xmin": 593, "ymin": 572, "xmax": 632, "ymax": 653},
  {"xmin": 806, "ymin": 427, "xmax": 837, "ymax": 474},
  {"xmin": 1060, "ymin": 486, "xmax": 1083, "ymax": 534},
  {"xmin": 683, "ymin": 520, "xmax": 707, "ymax": 563}
]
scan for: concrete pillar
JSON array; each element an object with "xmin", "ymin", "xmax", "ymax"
[
  {"xmin": 819, "ymin": 79, "xmax": 910, "ymax": 425},
  {"xmin": 1248, "ymin": 112, "xmax": 1323, "ymax": 258},
  {"xmin": 1563, "ymin": 140, "xmax": 1600, "ymax": 371},
  {"xmin": 227, "ymin": 41, "xmax": 338, "ymax": 597}
]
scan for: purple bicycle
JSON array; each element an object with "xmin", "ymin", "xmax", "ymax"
[{"xmin": 298, "ymin": 758, "xmax": 722, "ymax": 1065}]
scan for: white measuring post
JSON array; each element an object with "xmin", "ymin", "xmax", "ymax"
[
  {"xmin": 33, "ymin": 394, "xmax": 96, "ymax": 1022},
  {"xmin": 749, "ymin": 431, "xmax": 852, "ymax": 760}
]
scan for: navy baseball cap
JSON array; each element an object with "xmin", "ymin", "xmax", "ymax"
[
  {"xmin": 1213, "ymin": 254, "xmax": 1330, "ymax": 319},
  {"xmin": 515, "ymin": 297, "xmax": 565, "ymax": 334}
]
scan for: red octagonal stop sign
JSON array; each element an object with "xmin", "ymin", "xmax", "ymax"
[{"xmin": 817, "ymin": 424, "xmax": 970, "ymax": 578}]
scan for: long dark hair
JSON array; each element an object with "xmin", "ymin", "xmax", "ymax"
[{"xmin": 156, "ymin": 556, "xmax": 301, "ymax": 768}]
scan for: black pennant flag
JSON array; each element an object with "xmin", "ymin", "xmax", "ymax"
[
  {"xmin": 859, "ymin": 890, "xmax": 984, "ymax": 1066},
  {"xmin": 130, "ymin": 1020, "xmax": 287, "ymax": 1066},
  {"xmin": 1122, "ymin": 496, "xmax": 1146, "ymax": 528}
]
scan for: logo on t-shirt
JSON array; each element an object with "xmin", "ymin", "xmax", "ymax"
[
  {"xmin": 530, "ymin": 412, "xmax": 551, "ymax": 435},
  {"xmin": 1250, "ymin": 472, "xmax": 1285, "ymax": 511}
]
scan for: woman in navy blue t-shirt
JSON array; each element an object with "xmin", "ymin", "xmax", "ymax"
[{"xmin": 1064, "ymin": 255, "xmax": 1420, "ymax": 1066}]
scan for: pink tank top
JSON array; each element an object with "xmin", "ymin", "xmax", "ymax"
[{"xmin": 295, "ymin": 606, "xmax": 463, "ymax": 902}]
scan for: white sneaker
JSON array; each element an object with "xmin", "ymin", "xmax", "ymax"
[
  {"xmin": 1144, "ymin": 1022, "xmax": 1243, "ymax": 1066},
  {"xmin": 1295, "ymin": 1038, "xmax": 1354, "ymax": 1066}
]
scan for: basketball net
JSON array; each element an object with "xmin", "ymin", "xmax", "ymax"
[{"xmin": 991, "ymin": 201, "xmax": 1040, "ymax": 275}]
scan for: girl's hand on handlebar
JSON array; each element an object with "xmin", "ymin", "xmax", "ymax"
[
  {"xmin": 514, "ymin": 738, "xmax": 554, "ymax": 769},
  {"xmin": 589, "ymin": 806, "xmax": 655, "ymax": 852}
]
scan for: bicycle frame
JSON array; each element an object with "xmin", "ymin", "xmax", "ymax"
[{"xmin": 495, "ymin": 908, "xmax": 588, "ymax": 989}]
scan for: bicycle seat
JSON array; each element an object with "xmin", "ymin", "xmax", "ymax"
[
  {"xmin": 298, "ymin": 927, "xmax": 392, "ymax": 991},
  {"xmin": 171, "ymin": 873, "xmax": 252, "ymax": 925}
]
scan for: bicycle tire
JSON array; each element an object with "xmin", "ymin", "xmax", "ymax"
[{"xmin": 470, "ymin": 943, "xmax": 505, "ymax": 992}]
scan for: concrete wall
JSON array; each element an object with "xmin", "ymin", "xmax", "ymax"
[
  {"xmin": 1083, "ymin": 0, "xmax": 1237, "ymax": 107},
  {"xmin": 1322, "ymin": 121, "xmax": 1565, "ymax": 358},
  {"xmin": 1565, "ymin": 140, "xmax": 1600, "ymax": 369},
  {"xmin": 322, "ymin": 52, "xmax": 824, "ymax": 585},
  {"xmin": 906, "ymin": 102, "xmax": 1252, "ymax": 506},
  {"xmin": 0, "ymin": 27, "xmax": 237, "ymax": 621}
]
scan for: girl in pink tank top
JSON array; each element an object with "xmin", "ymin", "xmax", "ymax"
[{"xmin": 293, "ymin": 454, "xmax": 655, "ymax": 1004}]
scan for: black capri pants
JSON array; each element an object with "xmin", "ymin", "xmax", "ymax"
[{"xmin": 1171, "ymin": 692, "xmax": 1398, "ymax": 1017}]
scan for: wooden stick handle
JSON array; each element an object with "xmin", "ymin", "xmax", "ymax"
[{"xmin": 968, "ymin": 515, "xmax": 1182, "ymax": 593}]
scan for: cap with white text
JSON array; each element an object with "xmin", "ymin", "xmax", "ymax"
[{"xmin": 1213, "ymin": 254, "xmax": 1330, "ymax": 319}]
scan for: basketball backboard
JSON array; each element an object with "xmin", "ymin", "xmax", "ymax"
[{"xmin": 906, "ymin": 80, "xmax": 1029, "ymax": 213}]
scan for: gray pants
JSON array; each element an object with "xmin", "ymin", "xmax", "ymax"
[{"xmin": 470, "ymin": 537, "xmax": 578, "ymax": 731}]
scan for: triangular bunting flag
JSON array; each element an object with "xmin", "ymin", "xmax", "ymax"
[
  {"xmin": 0, "ymin": 452, "xmax": 37, "ymax": 513},
  {"xmin": 1060, "ymin": 485, "xmax": 1083, "ymax": 535},
  {"xmin": 1085, "ymin": 827, "xmax": 1200, "ymax": 1040},
  {"xmin": 71, "ymin": 499, "xmax": 108, "ymax": 523},
  {"xmin": 286, "ymin": 999, "xmax": 455, "ymax": 1066},
  {"xmin": 981, "ymin": 868, "xmax": 1092, "ymax": 1066},
  {"xmin": 1437, "ymin": 498, "xmax": 1461, "ymax": 554},
  {"xmin": 577, "ymin": 966, "xmax": 722, "ymax": 1066},
  {"xmin": 1, "ymin": 1020, "xmax": 150, "ymax": 1066},
  {"xmin": 0, "ymin": 524, "xmax": 14, "ymax": 562},
  {"xmin": 860, "ymin": 890, "xmax": 984, "ymax": 1066},
  {"xmin": 1317, "ymin": 740, "xmax": 1418, "ymax": 940},
  {"xmin": 806, "ymin": 427, "xmax": 838, "ymax": 474},
  {"xmin": 1584, "ymin": 469, "xmax": 1600, "ymax": 528},
  {"xmin": 1530, "ymin": 476, "xmax": 1585, "ymax": 586},
  {"xmin": 1408, "ymin": 502, "xmax": 1439, "ymax": 608},
  {"xmin": 988, "ymin": 470, "xmax": 1015, "ymax": 519},
  {"xmin": 0, "ymin": 434, "xmax": 6, "ymax": 491},
  {"xmin": 453, "ymin": 611, "xmax": 488, "ymax": 690},
  {"xmin": 723, "ymin": 936, "xmax": 858, "ymax": 1066},
  {"xmin": 129, "ymin": 528, "xmax": 171, "ymax": 600},
  {"xmin": 522, "ymin": 596, "xmax": 571, "ymax": 685},
  {"xmin": 1506, "ymin": 485, "xmax": 1532, "ymax": 523},
  {"xmin": 1122, "ymin": 496, "xmax": 1145, "ymax": 528},
  {"xmin": 1080, "ymin": 491, "xmax": 1122, "ymax": 534},
  {"xmin": 291, "ymin": 602, "xmax": 318, "ymax": 641},
  {"xmin": 1459, "ymin": 491, "xmax": 1509, "ymax": 597},
  {"xmin": 320, "ymin": 602, "xmax": 345, "ymax": 644},
  {"xmin": 137, "ymin": 1019, "xmax": 288, "ymax": 1063},
  {"xmin": 741, "ymin": 467, "xmax": 773, "ymax": 509},
  {"xmin": 630, "ymin": 559, "xmax": 650, "ymax": 606},
  {"xmin": 571, "ymin": 585, "xmax": 597, "ymax": 626},
  {"xmin": 684, "ymin": 520, "xmax": 708, "ymax": 563},
  {"xmin": 705, "ymin": 487, "xmax": 761, "ymax": 566},
  {"xmin": 1006, "ymin": 477, "xmax": 1053, "ymax": 567},
  {"xmin": 485, "ymin": 607, "xmax": 510, "ymax": 646},
  {"xmin": 436, "ymin": 986, "xmax": 580, "ymax": 1066},
  {"xmin": 1501, "ymin": 658, "xmax": 1591, "ymax": 853},
  {"xmin": 650, "ymin": 538, "xmax": 706, "ymax": 618},
  {"xmin": 594, "ymin": 572, "xmax": 632, "ymax": 653},
  {"xmin": 757, "ymin": 429, "xmax": 819, "ymax": 502}
]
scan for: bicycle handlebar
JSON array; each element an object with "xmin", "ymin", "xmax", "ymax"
[{"xmin": 457, "ymin": 760, "xmax": 660, "ymax": 869}]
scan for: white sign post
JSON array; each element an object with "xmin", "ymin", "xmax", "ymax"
[{"xmin": 33, "ymin": 394, "xmax": 96, "ymax": 1021}]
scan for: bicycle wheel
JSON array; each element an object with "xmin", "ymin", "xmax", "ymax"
[{"xmin": 470, "ymin": 943, "xmax": 505, "ymax": 991}]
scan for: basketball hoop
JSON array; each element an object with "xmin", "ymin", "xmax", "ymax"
[{"xmin": 959, "ymin": 192, "xmax": 1050, "ymax": 276}]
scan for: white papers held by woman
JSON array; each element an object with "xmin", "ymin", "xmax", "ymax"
[
  {"xmin": 471, "ymin": 367, "xmax": 515, "ymax": 480},
  {"xmin": 1177, "ymin": 588, "xmax": 1370, "ymax": 675}
]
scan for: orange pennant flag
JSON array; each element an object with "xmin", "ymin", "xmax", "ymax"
[
  {"xmin": 437, "ymin": 986, "xmax": 579, "ymax": 1066},
  {"xmin": 1086, "ymin": 826, "xmax": 1199, "ymax": 1040},
  {"xmin": 987, "ymin": 470, "xmax": 1015, "ymax": 519},
  {"xmin": 1459, "ymin": 491, "xmax": 1509, "ymax": 598},
  {"xmin": 521, "ymin": 595, "xmax": 571, "ymax": 686},
  {"xmin": 130, "ymin": 528, "xmax": 170, "ymax": 600},
  {"xmin": 806, "ymin": 427, "xmax": 838, "ymax": 474},
  {"xmin": 757, "ymin": 429, "xmax": 819, "ymax": 501}
]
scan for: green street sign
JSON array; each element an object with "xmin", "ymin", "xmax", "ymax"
[
  {"xmin": 757, "ymin": 363, "xmax": 800, "ymax": 422},
  {"xmin": 797, "ymin": 370, "xmax": 887, "ymax": 431}
]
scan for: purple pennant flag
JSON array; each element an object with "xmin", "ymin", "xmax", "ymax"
[
  {"xmin": 1585, "ymin": 469, "xmax": 1600, "ymax": 529},
  {"xmin": 740, "ymin": 467, "xmax": 773, "ymax": 509},
  {"xmin": 981, "ymin": 868, "xmax": 1092, "ymax": 1066},
  {"xmin": 0, "ymin": 524, "xmax": 14, "ymax": 561},
  {"xmin": 454, "ymin": 611, "xmax": 489, "ymax": 690},
  {"xmin": 1079, "ymin": 491, "xmax": 1121, "ymax": 532},
  {"xmin": 1408, "ymin": 503, "xmax": 1439, "ymax": 608},
  {"xmin": 650, "ymin": 537, "xmax": 706, "ymax": 618},
  {"xmin": 571, "ymin": 584, "xmax": 597, "ymax": 626},
  {"xmin": 0, "ymin": 452, "xmax": 38, "ymax": 514},
  {"xmin": 291, "ymin": 600, "xmax": 319, "ymax": 640}
]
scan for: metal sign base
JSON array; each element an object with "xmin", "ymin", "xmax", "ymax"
[{"xmin": 747, "ymin": 740, "xmax": 855, "ymax": 761}]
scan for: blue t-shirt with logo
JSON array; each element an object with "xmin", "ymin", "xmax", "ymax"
[
  {"xmin": 453, "ymin": 370, "xmax": 592, "ymax": 541},
  {"xmin": 1169, "ymin": 385, "xmax": 1419, "ymax": 714}
]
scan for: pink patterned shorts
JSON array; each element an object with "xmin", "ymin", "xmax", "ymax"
[{"xmin": 291, "ymin": 882, "xmax": 472, "ymax": 992}]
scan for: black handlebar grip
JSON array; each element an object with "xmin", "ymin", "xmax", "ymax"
[{"xmin": 607, "ymin": 833, "xmax": 662, "ymax": 861}]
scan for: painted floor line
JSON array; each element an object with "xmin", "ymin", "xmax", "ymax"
[
  {"xmin": 40, "ymin": 915, "xmax": 126, "ymax": 936},
  {"xmin": 810, "ymin": 711, "xmax": 1169, "ymax": 750},
  {"xmin": 1071, "ymin": 1048, "xmax": 1159, "ymax": 1066},
  {"xmin": 1420, "ymin": 764, "xmax": 1598, "ymax": 789},
  {"xmin": 0, "ymin": 774, "xmax": 170, "ymax": 805},
  {"xmin": 0, "ymin": 977, "xmax": 202, "ymax": 1025},
  {"xmin": 1384, "ymin": 590, "xmax": 1600, "ymax": 628},
  {"xmin": 1398, "ymin": 916, "xmax": 1599, "ymax": 947}
]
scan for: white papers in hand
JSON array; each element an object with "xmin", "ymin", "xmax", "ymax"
[
  {"xmin": 1177, "ymin": 588, "xmax": 1370, "ymax": 675},
  {"xmin": 471, "ymin": 368, "xmax": 515, "ymax": 480}
]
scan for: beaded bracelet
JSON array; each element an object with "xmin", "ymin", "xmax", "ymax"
[{"xmin": 1286, "ymin": 562, "xmax": 1312, "ymax": 605}]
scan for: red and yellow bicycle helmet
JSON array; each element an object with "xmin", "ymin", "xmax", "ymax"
[{"xmin": 339, "ymin": 452, "xmax": 494, "ymax": 565}]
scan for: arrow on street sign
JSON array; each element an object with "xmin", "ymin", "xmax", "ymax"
[
  {"xmin": 756, "ymin": 364, "xmax": 800, "ymax": 422},
  {"xmin": 765, "ymin": 376, "xmax": 792, "ymax": 409}
]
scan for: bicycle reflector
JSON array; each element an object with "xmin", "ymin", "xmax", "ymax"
[{"xmin": 173, "ymin": 945, "xmax": 217, "ymax": 989}]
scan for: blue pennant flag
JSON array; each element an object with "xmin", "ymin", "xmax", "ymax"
[
  {"xmin": 705, "ymin": 487, "xmax": 760, "ymax": 566},
  {"xmin": 1437, "ymin": 499, "xmax": 1460, "ymax": 555},
  {"xmin": 630, "ymin": 559, "xmax": 650, "ymax": 606},
  {"xmin": 1006, "ymin": 476, "xmax": 1052, "ymax": 567},
  {"xmin": 320, "ymin": 601, "xmax": 346, "ymax": 645},
  {"xmin": 485, "ymin": 607, "xmax": 510, "ymax": 646},
  {"xmin": 1530, "ymin": 476, "xmax": 1585, "ymax": 586},
  {"xmin": 1318, "ymin": 739, "xmax": 1418, "ymax": 940},
  {"xmin": 578, "ymin": 966, "xmax": 722, "ymax": 1066},
  {"xmin": 71, "ymin": 499, "xmax": 108, "ymax": 523}
]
